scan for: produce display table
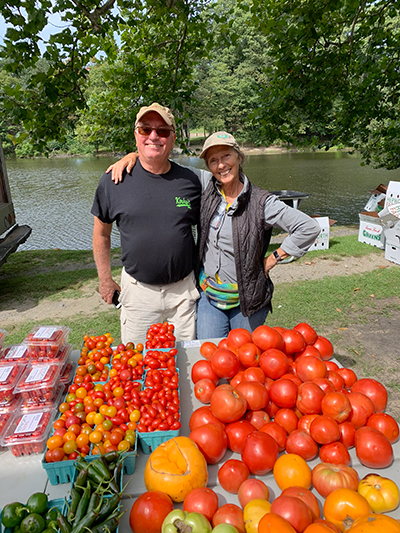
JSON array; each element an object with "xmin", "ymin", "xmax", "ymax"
[{"xmin": 1, "ymin": 339, "xmax": 400, "ymax": 530}]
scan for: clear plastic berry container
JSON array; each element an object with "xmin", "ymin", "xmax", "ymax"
[
  {"xmin": 0, "ymin": 395, "xmax": 21, "ymax": 414},
  {"xmin": 0, "ymin": 344, "xmax": 30, "ymax": 365},
  {"xmin": 0, "ymin": 412, "xmax": 13, "ymax": 452},
  {"xmin": 19, "ymin": 385, "xmax": 64, "ymax": 413},
  {"xmin": 14, "ymin": 363, "xmax": 63, "ymax": 401},
  {"xmin": 0, "ymin": 409, "xmax": 56, "ymax": 456},
  {"xmin": 0, "ymin": 329, "xmax": 8, "ymax": 351},
  {"xmin": 0, "ymin": 363, "xmax": 25, "ymax": 403},
  {"xmin": 22, "ymin": 325, "xmax": 71, "ymax": 360},
  {"xmin": 59, "ymin": 359, "xmax": 76, "ymax": 389},
  {"xmin": 30, "ymin": 342, "xmax": 72, "ymax": 366}
]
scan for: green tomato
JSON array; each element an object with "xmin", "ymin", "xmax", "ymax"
[
  {"xmin": 20, "ymin": 513, "xmax": 46, "ymax": 533},
  {"xmin": 162, "ymin": 510, "xmax": 212, "ymax": 533},
  {"xmin": 26, "ymin": 493, "xmax": 48, "ymax": 516},
  {"xmin": 1, "ymin": 502, "xmax": 27, "ymax": 528},
  {"xmin": 212, "ymin": 525, "xmax": 239, "ymax": 533}
]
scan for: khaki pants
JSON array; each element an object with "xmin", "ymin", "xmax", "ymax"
[{"xmin": 120, "ymin": 267, "xmax": 200, "ymax": 345}]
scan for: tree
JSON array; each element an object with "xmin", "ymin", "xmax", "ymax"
[
  {"xmin": 248, "ymin": 0, "xmax": 400, "ymax": 168},
  {"xmin": 189, "ymin": 0, "xmax": 272, "ymax": 144},
  {"xmin": 0, "ymin": 0, "xmax": 216, "ymax": 152}
]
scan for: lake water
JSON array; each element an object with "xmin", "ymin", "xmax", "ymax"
[{"xmin": 6, "ymin": 151, "xmax": 400, "ymax": 251}]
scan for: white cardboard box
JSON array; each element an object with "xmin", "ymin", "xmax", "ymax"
[
  {"xmin": 384, "ymin": 180, "xmax": 400, "ymax": 209},
  {"xmin": 310, "ymin": 216, "xmax": 330, "ymax": 250},
  {"xmin": 358, "ymin": 211, "xmax": 385, "ymax": 249},
  {"xmin": 385, "ymin": 242, "xmax": 400, "ymax": 265}
]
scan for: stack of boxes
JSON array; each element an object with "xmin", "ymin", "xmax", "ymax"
[
  {"xmin": 358, "ymin": 181, "xmax": 400, "ymax": 265},
  {"xmin": 358, "ymin": 184, "xmax": 387, "ymax": 249}
]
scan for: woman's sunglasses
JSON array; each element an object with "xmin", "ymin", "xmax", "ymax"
[{"xmin": 136, "ymin": 125, "xmax": 175, "ymax": 138}]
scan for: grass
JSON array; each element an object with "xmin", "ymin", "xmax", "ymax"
[{"xmin": 1, "ymin": 230, "xmax": 398, "ymax": 349}]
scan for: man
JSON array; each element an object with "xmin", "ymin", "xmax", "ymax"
[{"xmin": 91, "ymin": 103, "xmax": 209, "ymax": 344}]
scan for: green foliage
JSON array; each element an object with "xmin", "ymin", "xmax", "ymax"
[{"xmin": 247, "ymin": 0, "xmax": 400, "ymax": 168}]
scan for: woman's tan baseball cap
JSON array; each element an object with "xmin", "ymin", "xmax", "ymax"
[
  {"xmin": 200, "ymin": 131, "xmax": 240, "ymax": 159},
  {"xmin": 135, "ymin": 103, "xmax": 176, "ymax": 131}
]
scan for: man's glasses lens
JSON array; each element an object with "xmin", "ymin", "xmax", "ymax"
[{"xmin": 136, "ymin": 126, "xmax": 173, "ymax": 138}]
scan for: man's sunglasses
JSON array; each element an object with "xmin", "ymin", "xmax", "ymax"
[{"xmin": 136, "ymin": 125, "xmax": 175, "ymax": 138}]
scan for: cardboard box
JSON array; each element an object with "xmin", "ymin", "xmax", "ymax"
[
  {"xmin": 358, "ymin": 211, "xmax": 385, "ymax": 249},
  {"xmin": 385, "ymin": 242, "xmax": 400, "ymax": 265},
  {"xmin": 364, "ymin": 183, "xmax": 387, "ymax": 212},
  {"xmin": 309, "ymin": 216, "xmax": 336, "ymax": 251},
  {"xmin": 384, "ymin": 181, "xmax": 400, "ymax": 210}
]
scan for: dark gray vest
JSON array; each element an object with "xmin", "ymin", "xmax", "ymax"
[{"xmin": 198, "ymin": 178, "xmax": 274, "ymax": 317}]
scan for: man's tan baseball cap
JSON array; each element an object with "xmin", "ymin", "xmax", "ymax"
[
  {"xmin": 135, "ymin": 103, "xmax": 176, "ymax": 131},
  {"xmin": 200, "ymin": 131, "xmax": 240, "ymax": 159}
]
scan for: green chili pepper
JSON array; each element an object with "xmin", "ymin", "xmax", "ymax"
[
  {"xmin": 90, "ymin": 514, "xmax": 120, "ymax": 533},
  {"xmin": 91, "ymin": 457, "xmax": 112, "ymax": 481},
  {"xmin": 87, "ymin": 492, "xmax": 101, "ymax": 516},
  {"xmin": 93, "ymin": 493, "xmax": 121, "ymax": 525},
  {"xmin": 69, "ymin": 496, "xmax": 103, "ymax": 533},
  {"xmin": 66, "ymin": 488, "xmax": 81, "ymax": 523},
  {"xmin": 1, "ymin": 502, "xmax": 28, "ymax": 528},
  {"xmin": 103, "ymin": 450, "xmax": 119, "ymax": 463},
  {"xmin": 73, "ymin": 468, "xmax": 88, "ymax": 490},
  {"xmin": 87, "ymin": 463, "xmax": 107, "ymax": 485},
  {"xmin": 56, "ymin": 514, "xmax": 72, "ymax": 533},
  {"xmin": 75, "ymin": 456, "xmax": 88, "ymax": 472},
  {"xmin": 44, "ymin": 508, "xmax": 59, "ymax": 526},
  {"xmin": 72, "ymin": 482, "xmax": 91, "ymax": 525}
]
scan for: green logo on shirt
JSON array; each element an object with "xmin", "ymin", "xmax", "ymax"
[{"xmin": 175, "ymin": 197, "xmax": 191, "ymax": 209}]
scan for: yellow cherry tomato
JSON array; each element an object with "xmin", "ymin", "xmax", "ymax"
[
  {"xmin": 130, "ymin": 410, "xmax": 140, "ymax": 423},
  {"xmin": 89, "ymin": 430, "xmax": 103, "ymax": 444}
]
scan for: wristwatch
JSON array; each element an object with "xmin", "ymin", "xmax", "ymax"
[{"xmin": 273, "ymin": 250, "xmax": 282, "ymax": 262}]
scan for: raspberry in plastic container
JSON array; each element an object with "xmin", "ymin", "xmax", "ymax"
[
  {"xmin": 0, "ymin": 412, "xmax": 12, "ymax": 451},
  {"xmin": 0, "ymin": 344, "xmax": 30, "ymax": 365},
  {"xmin": 14, "ymin": 363, "xmax": 62, "ymax": 401},
  {"xmin": 23, "ymin": 325, "xmax": 71, "ymax": 360},
  {"xmin": 19, "ymin": 385, "xmax": 64, "ymax": 413},
  {"xmin": 1, "ymin": 409, "xmax": 56, "ymax": 456},
  {"xmin": 0, "ymin": 329, "xmax": 8, "ymax": 351},
  {"xmin": 30, "ymin": 342, "xmax": 72, "ymax": 366},
  {"xmin": 0, "ymin": 363, "xmax": 25, "ymax": 403}
]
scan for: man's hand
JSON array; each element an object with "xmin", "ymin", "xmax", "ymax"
[
  {"xmin": 99, "ymin": 278, "xmax": 121, "ymax": 305},
  {"xmin": 106, "ymin": 152, "xmax": 139, "ymax": 183}
]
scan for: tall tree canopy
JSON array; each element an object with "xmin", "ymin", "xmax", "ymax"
[
  {"xmin": 248, "ymin": 0, "xmax": 400, "ymax": 168},
  {"xmin": 0, "ymin": 0, "xmax": 215, "ymax": 151}
]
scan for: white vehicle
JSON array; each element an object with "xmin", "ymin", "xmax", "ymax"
[{"xmin": 0, "ymin": 136, "xmax": 31, "ymax": 267}]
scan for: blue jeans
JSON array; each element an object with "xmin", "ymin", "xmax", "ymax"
[{"xmin": 196, "ymin": 289, "xmax": 269, "ymax": 339}]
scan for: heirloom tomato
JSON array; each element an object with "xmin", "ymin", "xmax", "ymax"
[
  {"xmin": 271, "ymin": 495, "xmax": 313, "ymax": 533},
  {"xmin": 323, "ymin": 488, "xmax": 371, "ymax": 532},
  {"xmin": 243, "ymin": 499, "xmax": 272, "ymax": 533},
  {"xmin": 293, "ymin": 323, "xmax": 318, "ymax": 345},
  {"xmin": 252, "ymin": 325, "xmax": 284, "ymax": 351},
  {"xmin": 235, "ymin": 381, "xmax": 268, "ymax": 411},
  {"xmin": 351, "ymin": 378, "xmax": 388, "ymax": 412},
  {"xmin": 285, "ymin": 429, "xmax": 318, "ymax": 461},
  {"xmin": 258, "ymin": 513, "xmax": 296, "ymax": 533},
  {"xmin": 218, "ymin": 459, "xmax": 250, "ymax": 494},
  {"xmin": 358, "ymin": 473, "xmax": 400, "ymax": 513},
  {"xmin": 212, "ymin": 504, "xmax": 245, "ymax": 533},
  {"xmin": 281, "ymin": 486, "xmax": 320, "ymax": 521},
  {"xmin": 366, "ymin": 412, "xmax": 399, "ymax": 443},
  {"xmin": 189, "ymin": 423, "xmax": 228, "ymax": 465},
  {"xmin": 355, "ymin": 426, "xmax": 393, "ymax": 468},
  {"xmin": 273, "ymin": 453, "xmax": 312, "ymax": 490},
  {"xmin": 238, "ymin": 479, "xmax": 270, "ymax": 508},
  {"xmin": 312, "ymin": 463, "xmax": 359, "ymax": 498},
  {"xmin": 210, "ymin": 384, "xmax": 247, "ymax": 424},
  {"xmin": 183, "ymin": 487, "xmax": 219, "ymax": 523},
  {"xmin": 129, "ymin": 491, "xmax": 173, "ymax": 533},
  {"xmin": 348, "ymin": 513, "xmax": 400, "ymax": 532},
  {"xmin": 241, "ymin": 431, "xmax": 278, "ymax": 475}
]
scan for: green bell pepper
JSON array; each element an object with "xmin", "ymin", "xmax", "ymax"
[{"xmin": 162, "ymin": 510, "xmax": 212, "ymax": 533}]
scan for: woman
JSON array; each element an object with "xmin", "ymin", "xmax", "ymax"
[{"xmin": 108, "ymin": 131, "xmax": 320, "ymax": 338}]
